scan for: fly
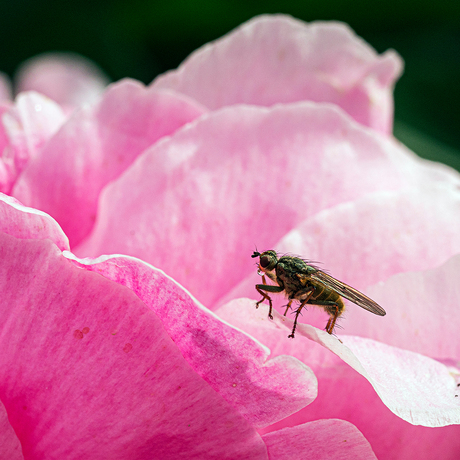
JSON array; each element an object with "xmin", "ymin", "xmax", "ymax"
[{"xmin": 251, "ymin": 250, "xmax": 386, "ymax": 338}]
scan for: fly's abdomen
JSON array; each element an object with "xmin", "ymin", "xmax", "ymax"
[{"xmin": 311, "ymin": 281, "xmax": 345, "ymax": 315}]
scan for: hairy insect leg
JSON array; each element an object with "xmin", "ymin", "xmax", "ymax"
[
  {"xmin": 283, "ymin": 299, "xmax": 293, "ymax": 316},
  {"xmin": 255, "ymin": 274, "xmax": 269, "ymax": 307},
  {"xmin": 254, "ymin": 276, "xmax": 284, "ymax": 320},
  {"xmin": 310, "ymin": 301, "xmax": 341, "ymax": 334},
  {"xmin": 255, "ymin": 285, "xmax": 273, "ymax": 319},
  {"xmin": 325, "ymin": 305, "xmax": 340, "ymax": 334},
  {"xmin": 288, "ymin": 290, "xmax": 314, "ymax": 339}
]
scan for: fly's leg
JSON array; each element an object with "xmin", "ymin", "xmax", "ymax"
[
  {"xmin": 255, "ymin": 276, "xmax": 284, "ymax": 320},
  {"xmin": 325, "ymin": 304, "xmax": 340, "ymax": 334},
  {"xmin": 255, "ymin": 285, "xmax": 273, "ymax": 318},
  {"xmin": 288, "ymin": 289, "xmax": 314, "ymax": 339},
  {"xmin": 308, "ymin": 300, "xmax": 342, "ymax": 334},
  {"xmin": 283, "ymin": 299, "xmax": 293, "ymax": 316},
  {"xmin": 255, "ymin": 275, "xmax": 269, "ymax": 309}
]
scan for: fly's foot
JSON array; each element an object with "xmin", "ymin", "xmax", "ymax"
[{"xmin": 255, "ymin": 299, "xmax": 273, "ymax": 319}]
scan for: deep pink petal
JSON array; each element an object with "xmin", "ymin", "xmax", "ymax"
[
  {"xmin": 0, "ymin": 399, "xmax": 24, "ymax": 460},
  {"xmin": 65, "ymin": 252, "xmax": 317, "ymax": 428},
  {"xmin": 0, "ymin": 234, "xmax": 268, "ymax": 460},
  {"xmin": 216, "ymin": 299, "xmax": 460, "ymax": 427},
  {"xmin": 152, "ymin": 15, "xmax": 403, "ymax": 134},
  {"xmin": 262, "ymin": 419, "xmax": 377, "ymax": 460},
  {"xmin": 15, "ymin": 53, "xmax": 110, "ymax": 108},
  {"xmin": 76, "ymin": 103, "xmax": 460, "ymax": 308},
  {"xmin": 0, "ymin": 193, "xmax": 69, "ymax": 251},
  {"xmin": 219, "ymin": 187, "xmax": 460, "ymax": 309},
  {"xmin": 13, "ymin": 79, "xmax": 207, "ymax": 246}
]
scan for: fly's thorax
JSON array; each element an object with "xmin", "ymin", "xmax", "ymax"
[{"xmin": 275, "ymin": 260, "xmax": 306, "ymax": 297}]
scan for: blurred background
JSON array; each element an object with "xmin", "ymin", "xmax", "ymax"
[{"xmin": 1, "ymin": 0, "xmax": 459, "ymax": 170}]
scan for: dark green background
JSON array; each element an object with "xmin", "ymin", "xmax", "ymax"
[{"xmin": 1, "ymin": 0, "xmax": 459, "ymax": 170}]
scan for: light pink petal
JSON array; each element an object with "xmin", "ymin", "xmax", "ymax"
[
  {"xmin": 220, "ymin": 187, "xmax": 460, "ymax": 308},
  {"xmin": 340, "ymin": 335, "xmax": 460, "ymax": 427},
  {"xmin": 350, "ymin": 253, "xmax": 460, "ymax": 358},
  {"xmin": 0, "ymin": 399, "xmax": 24, "ymax": 460},
  {"xmin": 152, "ymin": 15, "xmax": 403, "ymax": 134},
  {"xmin": 64, "ymin": 252, "xmax": 317, "ymax": 428},
  {"xmin": 0, "ymin": 72, "xmax": 13, "ymax": 102},
  {"xmin": 0, "ymin": 104, "xmax": 15, "ymax": 193},
  {"xmin": 4, "ymin": 92, "xmax": 66, "ymax": 161},
  {"xmin": 1, "ymin": 92, "xmax": 66, "ymax": 192},
  {"xmin": 1, "ymin": 92, "xmax": 66, "ymax": 194},
  {"xmin": 13, "ymin": 79, "xmax": 207, "ymax": 246},
  {"xmin": 216, "ymin": 299, "xmax": 460, "ymax": 427},
  {"xmin": 219, "ymin": 301, "xmax": 460, "ymax": 456},
  {"xmin": 0, "ymin": 193, "xmax": 69, "ymax": 251},
  {"xmin": 263, "ymin": 359, "xmax": 460, "ymax": 460},
  {"xmin": 76, "ymin": 103, "xmax": 460, "ymax": 308},
  {"xmin": 0, "ymin": 160, "xmax": 10, "ymax": 194},
  {"xmin": 0, "ymin": 234, "xmax": 268, "ymax": 459},
  {"xmin": 15, "ymin": 52, "xmax": 110, "ymax": 108},
  {"xmin": 262, "ymin": 419, "xmax": 377, "ymax": 460}
]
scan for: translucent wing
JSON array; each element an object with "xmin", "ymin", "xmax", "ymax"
[{"xmin": 311, "ymin": 271, "xmax": 386, "ymax": 316}]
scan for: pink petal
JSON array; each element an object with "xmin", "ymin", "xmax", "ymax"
[
  {"xmin": 220, "ymin": 187, "xmax": 460, "ymax": 309},
  {"xmin": 1, "ymin": 92, "xmax": 66, "ymax": 192},
  {"xmin": 341, "ymin": 335, "xmax": 460, "ymax": 427},
  {"xmin": 0, "ymin": 234, "xmax": 268, "ymax": 459},
  {"xmin": 0, "ymin": 193, "xmax": 69, "ymax": 251},
  {"xmin": 0, "ymin": 104, "xmax": 14, "ymax": 193},
  {"xmin": 216, "ymin": 300, "xmax": 460, "ymax": 427},
  {"xmin": 152, "ymin": 15, "xmax": 403, "ymax": 134},
  {"xmin": 0, "ymin": 399, "xmax": 24, "ymax": 460},
  {"xmin": 15, "ymin": 52, "xmax": 110, "ymax": 108},
  {"xmin": 217, "ymin": 301, "xmax": 460, "ymax": 458},
  {"xmin": 13, "ymin": 79, "xmax": 207, "ymax": 246},
  {"xmin": 65, "ymin": 252, "xmax": 317, "ymax": 428},
  {"xmin": 0, "ymin": 161, "xmax": 10, "ymax": 194},
  {"xmin": 76, "ymin": 103, "xmax": 459, "ymax": 308},
  {"xmin": 262, "ymin": 419, "xmax": 377, "ymax": 460},
  {"xmin": 352, "ymin": 253, "xmax": 460, "ymax": 358},
  {"xmin": 264, "ymin": 359, "xmax": 460, "ymax": 460}
]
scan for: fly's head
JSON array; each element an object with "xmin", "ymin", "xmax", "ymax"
[{"xmin": 251, "ymin": 250, "xmax": 278, "ymax": 275}]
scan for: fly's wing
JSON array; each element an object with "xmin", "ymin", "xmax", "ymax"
[{"xmin": 311, "ymin": 271, "xmax": 386, "ymax": 316}]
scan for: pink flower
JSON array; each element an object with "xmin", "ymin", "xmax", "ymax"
[{"xmin": 1, "ymin": 14, "xmax": 459, "ymax": 459}]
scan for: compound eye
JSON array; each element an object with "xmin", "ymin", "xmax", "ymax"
[{"xmin": 259, "ymin": 255, "xmax": 271, "ymax": 268}]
